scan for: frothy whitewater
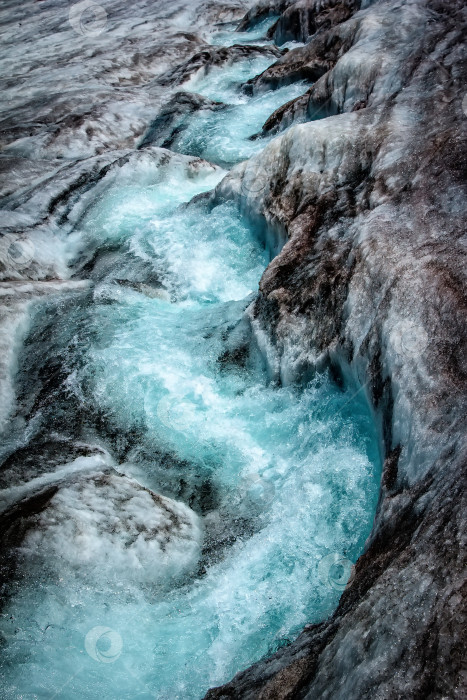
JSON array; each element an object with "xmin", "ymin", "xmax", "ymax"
[{"xmin": 0, "ymin": 23, "xmax": 381, "ymax": 700}]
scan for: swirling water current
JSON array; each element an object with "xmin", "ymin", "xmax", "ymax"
[{"xmin": 0, "ymin": 22, "xmax": 381, "ymax": 700}]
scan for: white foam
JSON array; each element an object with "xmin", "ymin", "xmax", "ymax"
[{"xmin": 21, "ymin": 470, "xmax": 203, "ymax": 584}]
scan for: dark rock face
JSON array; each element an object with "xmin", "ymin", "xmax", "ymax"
[
  {"xmin": 206, "ymin": 0, "xmax": 467, "ymax": 697},
  {"xmin": 244, "ymin": 24, "xmax": 356, "ymax": 95},
  {"xmin": 269, "ymin": 0, "xmax": 359, "ymax": 45},
  {"xmin": 236, "ymin": 0, "xmax": 358, "ymax": 43},
  {"xmin": 138, "ymin": 92, "xmax": 227, "ymax": 149},
  {"xmin": 155, "ymin": 43, "xmax": 283, "ymax": 87},
  {"xmin": 236, "ymin": 0, "xmax": 295, "ymax": 31}
]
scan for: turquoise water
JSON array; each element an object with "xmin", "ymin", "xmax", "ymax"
[
  {"xmin": 183, "ymin": 55, "xmax": 277, "ymax": 100},
  {"xmin": 208, "ymin": 17, "xmax": 278, "ymax": 47},
  {"xmin": 176, "ymin": 80, "xmax": 308, "ymax": 166},
  {"xmin": 170, "ymin": 57, "xmax": 308, "ymax": 167},
  {"xmin": 0, "ymin": 31, "xmax": 380, "ymax": 700}
]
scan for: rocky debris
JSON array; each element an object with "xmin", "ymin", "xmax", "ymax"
[
  {"xmin": 261, "ymin": 90, "xmax": 311, "ymax": 132},
  {"xmin": 138, "ymin": 92, "xmax": 227, "ymax": 149},
  {"xmin": 0, "ymin": 436, "xmax": 106, "ymax": 491},
  {"xmin": 206, "ymin": 0, "xmax": 467, "ymax": 696},
  {"xmin": 0, "ymin": 87, "xmax": 157, "ymax": 161},
  {"xmin": 155, "ymin": 43, "xmax": 283, "ymax": 87},
  {"xmin": 113, "ymin": 278, "xmax": 170, "ymax": 300}
]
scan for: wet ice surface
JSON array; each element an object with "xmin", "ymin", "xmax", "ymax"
[
  {"xmin": 0, "ymin": 0, "xmax": 250, "ymax": 161},
  {"xmin": 0, "ymin": 13, "xmax": 381, "ymax": 700}
]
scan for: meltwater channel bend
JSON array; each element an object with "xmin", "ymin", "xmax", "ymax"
[{"xmin": 0, "ymin": 33, "xmax": 381, "ymax": 700}]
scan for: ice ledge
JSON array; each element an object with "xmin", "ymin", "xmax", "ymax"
[{"xmin": 206, "ymin": 0, "xmax": 466, "ymax": 696}]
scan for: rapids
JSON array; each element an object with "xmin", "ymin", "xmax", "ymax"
[{"xmin": 0, "ymin": 18, "xmax": 381, "ymax": 700}]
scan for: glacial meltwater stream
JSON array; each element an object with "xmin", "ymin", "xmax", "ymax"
[{"xmin": 0, "ymin": 25, "xmax": 381, "ymax": 700}]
